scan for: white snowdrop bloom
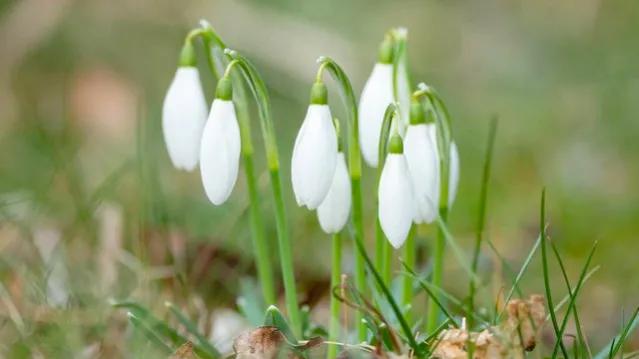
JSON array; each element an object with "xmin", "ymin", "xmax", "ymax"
[
  {"xmin": 317, "ymin": 152, "xmax": 351, "ymax": 234},
  {"xmin": 200, "ymin": 78, "xmax": 241, "ymax": 205},
  {"xmin": 162, "ymin": 66, "xmax": 208, "ymax": 171},
  {"xmin": 404, "ymin": 104, "xmax": 439, "ymax": 223},
  {"xmin": 378, "ymin": 136, "xmax": 414, "ymax": 248},
  {"xmin": 291, "ymin": 82, "xmax": 338, "ymax": 209},
  {"xmin": 358, "ymin": 39, "xmax": 395, "ymax": 168},
  {"xmin": 428, "ymin": 125, "xmax": 461, "ymax": 207}
]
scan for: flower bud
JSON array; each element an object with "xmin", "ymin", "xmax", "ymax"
[
  {"xmin": 291, "ymin": 82, "xmax": 338, "ymax": 209},
  {"xmin": 162, "ymin": 44, "xmax": 207, "ymax": 171},
  {"xmin": 378, "ymin": 137, "xmax": 414, "ymax": 248},
  {"xmin": 200, "ymin": 87, "xmax": 241, "ymax": 205}
]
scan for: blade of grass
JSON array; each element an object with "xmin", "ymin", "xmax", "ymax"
[
  {"xmin": 486, "ymin": 239, "xmax": 525, "ymax": 299},
  {"xmin": 165, "ymin": 301, "xmax": 221, "ymax": 358},
  {"xmin": 546, "ymin": 265, "xmax": 599, "ymax": 321},
  {"xmin": 593, "ymin": 307, "xmax": 639, "ymax": 359},
  {"xmin": 113, "ymin": 301, "xmax": 183, "ymax": 345},
  {"xmin": 127, "ymin": 313, "xmax": 173, "ymax": 355},
  {"xmin": 401, "ymin": 261, "xmax": 459, "ymax": 328},
  {"xmin": 434, "ymin": 216, "xmax": 481, "ymax": 285},
  {"xmin": 551, "ymin": 240, "xmax": 597, "ymax": 357},
  {"xmin": 349, "ymin": 223, "xmax": 420, "ymax": 353},
  {"xmin": 264, "ymin": 305, "xmax": 297, "ymax": 345},
  {"xmin": 494, "ymin": 234, "xmax": 541, "ymax": 323},
  {"xmin": 550, "ymin": 238, "xmax": 591, "ymax": 357},
  {"xmin": 540, "ymin": 189, "xmax": 570, "ymax": 358},
  {"xmin": 468, "ymin": 117, "xmax": 497, "ymax": 328}
]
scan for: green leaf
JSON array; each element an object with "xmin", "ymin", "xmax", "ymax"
[
  {"xmin": 594, "ymin": 307, "xmax": 639, "ymax": 359},
  {"xmin": 165, "ymin": 301, "xmax": 221, "ymax": 358},
  {"xmin": 127, "ymin": 313, "xmax": 173, "ymax": 355},
  {"xmin": 468, "ymin": 117, "xmax": 497, "ymax": 327},
  {"xmin": 539, "ymin": 190, "xmax": 570, "ymax": 358},
  {"xmin": 264, "ymin": 305, "xmax": 297, "ymax": 345}
]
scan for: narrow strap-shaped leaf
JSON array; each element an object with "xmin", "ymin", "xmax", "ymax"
[
  {"xmin": 539, "ymin": 190, "xmax": 570, "ymax": 358},
  {"xmin": 127, "ymin": 313, "xmax": 173, "ymax": 355},
  {"xmin": 165, "ymin": 302, "xmax": 221, "ymax": 358},
  {"xmin": 263, "ymin": 305, "xmax": 297, "ymax": 345},
  {"xmin": 468, "ymin": 117, "xmax": 497, "ymax": 328}
]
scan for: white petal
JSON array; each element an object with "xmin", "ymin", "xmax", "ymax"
[
  {"xmin": 358, "ymin": 63, "xmax": 393, "ymax": 168},
  {"xmin": 200, "ymin": 100, "xmax": 241, "ymax": 205},
  {"xmin": 162, "ymin": 67, "xmax": 208, "ymax": 171},
  {"xmin": 317, "ymin": 153, "xmax": 351, "ymax": 234},
  {"xmin": 404, "ymin": 124, "xmax": 439, "ymax": 224},
  {"xmin": 428, "ymin": 125, "xmax": 460, "ymax": 208},
  {"xmin": 291, "ymin": 105, "xmax": 338, "ymax": 209},
  {"xmin": 449, "ymin": 141, "xmax": 460, "ymax": 206},
  {"xmin": 378, "ymin": 154, "xmax": 414, "ymax": 248}
]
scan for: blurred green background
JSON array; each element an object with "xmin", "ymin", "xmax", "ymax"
[{"xmin": 1, "ymin": 0, "xmax": 638, "ymax": 355}]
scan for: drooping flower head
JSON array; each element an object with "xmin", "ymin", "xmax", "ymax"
[
  {"xmin": 291, "ymin": 81, "xmax": 338, "ymax": 209},
  {"xmin": 378, "ymin": 133, "xmax": 415, "ymax": 248},
  {"xmin": 404, "ymin": 99, "xmax": 439, "ymax": 223},
  {"xmin": 200, "ymin": 76, "xmax": 242, "ymax": 205},
  {"xmin": 358, "ymin": 37, "xmax": 395, "ymax": 168},
  {"xmin": 162, "ymin": 40, "xmax": 208, "ymax": 171}
]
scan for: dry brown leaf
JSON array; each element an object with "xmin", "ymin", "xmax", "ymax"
[
  {"xmin": 170, "ymin": 341, "xmax": 195, "ymax": 359},
  {"xmin": 233, "ymin": 326, "xmax": 288, "ymax": 359}
]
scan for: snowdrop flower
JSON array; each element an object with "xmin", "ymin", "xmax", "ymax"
[
  {"xmin": 378, "ymin": 134, "xmax": 414, "ymax": 248},
  {"xmin": 291, "ymin": 81, "xmax": 338, "ymax": 209},
  {"xmin": 317, "ymin": 152, "xmax": 351, "ymax": 233},
  {"xmin": 428, "ymin": 126, "xmax": 460, "ymax": 207},
  {"xmin": 358, "ymin": 38, "xmax": 394, "ymax": 168},
  {"xmin": 200, "ymin": 77, "xmax": 241, "ymax": 205},
  {"xmin": 404, "ymin": 100, "xmax": 439, "ymax": 223},
  {"xmin": 162, "ymin": 41, "xmax": 208, "ymax": 171}
]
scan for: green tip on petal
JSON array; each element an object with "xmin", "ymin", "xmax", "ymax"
[
  {"xmin": 389, "ymin": 134, "xmax": 403, "ymax": 154},
  {"xmin": 310, "ymin": 81, "xmax": 328, "ymax": 105},
  {"xmin": 378, "ymin": 37, "xmax": 394, "ymax": 64},
  {"xmin": 215, "ymin": 76, "xmax": 233, "ymax": 100},
  {"xmin": 409, "ymin": 99, "xmax": 426, "ymax": 125},
  {"xmin": 179, "ymin": 40, "xmax": 197, "ymax": 67}
]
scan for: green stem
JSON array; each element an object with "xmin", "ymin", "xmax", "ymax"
[
  {"xmin": 401, "ymin": 225, "xmax": 416, "ymax": 322},
  {"xmin": 382, "ymin": 236, "xmax": 393, "ymax": 285},
  {"xmin": 376, "ymin": 104, "xmax": 399, "ymax": 286},
  {"xmin": 316, "ymin": 57, "xmax": 366, "ymax": 341},
  {"xmin": 196, "ymin": 25, "xmax": 276, "ymax": 307},
  {"xmin": 327, "ymin": 233, "xmax": 342, "ymax": 359},
  {"xmin": 420, "ymin": 85, "xmax": 453, "ymax": 334},
  {"xmin": 224, "ymin": 49, "xmax": 301, "ymax": 337}
]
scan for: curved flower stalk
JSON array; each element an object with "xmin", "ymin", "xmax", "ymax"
[
  {"xmin": 358, "ymin": 36, "xmax": 395, "ymax": 167},
  {"xmin": 291, "ymin": 82, "xmax": 338, "ymax": 209},
  {"xmin": 378, "ymin": 131, "xmax": 415, "ymax": 249},
  {"xmin": 162, "ymin": 40, "xmax": 208, "ymax": 171},
  {"xmin": 184, "ymin": 22, "xmax": 276, "ymax": 307},
  {"xmin": 222, "ymin": 49, "xmax": 301, "ymax": 337},
  {"xmin": 200, "ymin": 77, "xmax": 241, "ymax": 204},
  {"xmin": 315, "ymin": 57, "xmax": 367, "ymax": 341}
]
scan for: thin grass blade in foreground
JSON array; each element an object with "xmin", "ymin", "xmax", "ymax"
[
  {"xmin": 468, "ymin": 117, "xmax": 497, "ymax": 327},
  {"xmin": 539, "ymin": 189, "xmax": 570, "ymax": 358}
]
